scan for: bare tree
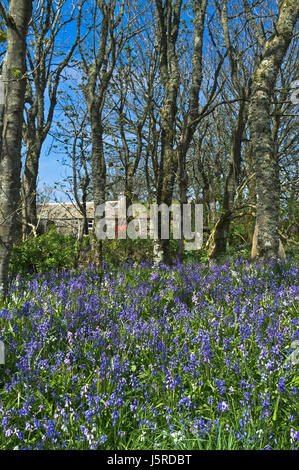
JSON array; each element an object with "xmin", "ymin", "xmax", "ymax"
[
  {"xmin": 106, "ymin": 62, "xmax": 146, "ymax": 209},
  {"xmin": 53, "ymin": 89, "xmax": 92, "ymax": 239},
  {"xmin": 176, "ymin": 0, "xmax": 210, "ymax": 259},
  {"xmin": 80, "ymin": 0, "xmax": 141, "ymax": 262},
  {"xmin": 21, "ymin": 0, "xmax": 85, "ymax": 239},
  {"xmin": 208, "ymin": 0, "xmax": 252, "ymax": 257}
]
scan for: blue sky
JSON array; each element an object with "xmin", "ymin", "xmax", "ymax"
[{"xmin": 36, "ymin": 144, "xmax": 73, "ymax": 202}]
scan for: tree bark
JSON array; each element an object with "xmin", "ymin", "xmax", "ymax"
[
  {"xmin": 0, "ymin": 0, "xmax": 32, "ymax": 295},
  {"xmin": 248, "ymin": 0, "xmax": 299, "ymax": 259},
  {"xmin": 90, "ymin": 107, "xmax": 106, "ymax": 262},
  {"xmin": 251, "ymin": 222, "xmax": 286, "ymax": 260},
  {"xmin": 21, "ymin": 133, "xmax": 42, "ymax": 239},
  {"xmin": 155, "ymin": 0, "xmax": 183, "ymax": 263}
]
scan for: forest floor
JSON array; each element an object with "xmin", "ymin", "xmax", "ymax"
[{"xmin": 0, "ymin": 257, "xmax": 298, "ymax": 450}]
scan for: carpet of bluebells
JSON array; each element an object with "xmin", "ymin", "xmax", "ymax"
[{"xmin": 0, "ymin": 257, "xmax": 298, "ymax": 450}]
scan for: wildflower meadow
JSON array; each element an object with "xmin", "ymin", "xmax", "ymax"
[{"xmin": 0, "ymin": 257, "xmax": 298, "ymax": 450}]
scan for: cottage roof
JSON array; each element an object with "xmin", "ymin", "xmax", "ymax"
[
  {"xmin": 36, "ymin": 201, "xmax": 131, "ymax": 220},
  {"xmin": 36, "ymin": 200, "xmax": 175, "ymax": 220},
  {"xmin": 37, "ymin": 202, "xmax": 95, "ymax": 220}
]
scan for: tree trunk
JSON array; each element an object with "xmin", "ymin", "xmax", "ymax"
[
  {"xmin": 90, "ymin": 111, "xmax": 106, "ymax": 264},
  {"xmin": 125, "ymin": 163, "xmax": 134, "ymax": 210},
  {"xmin": 251, "ymin": 222, "xmax": 286, "ymax": 260},
  {"xmin": 82, "ymin": 200, "xmax": 89, "ymax": 237},
  {"xmin": 248, "ymin": 1, "xmax": 299, "ymax": 259},
  {"xmin": 21, "ymin": 138, "xmax": 42, "ymax": 239},
  {"xmin": 154, "ymin": 0, "xmax": 182, "ymax": 264},
  {"xmin": 0, "ymin": 0, "xmax": 32, "ymax": 295},
  {"xmin": 176, "ymin": 160, "xmax": 188, "ymax": 261},
  {"xmin": 158, "ymin": 92, "xmax": 179, "ymax": 264}
]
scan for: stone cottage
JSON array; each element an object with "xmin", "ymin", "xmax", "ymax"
[{"xmin": 36, "ymin": 200, "xmax": 148, "ymax": 238}]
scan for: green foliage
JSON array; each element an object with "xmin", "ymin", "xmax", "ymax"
[
  {"xmin": 102, "ymin": 238, "xmax": 154, "ymax": 264},
  {"xmin": 228, "ymin": 216, "xmax": 255, "ymax": 247},
  {"xmin": 10, "ymin": 68, "xmax": 22, "ymax": 79},
  {"xmin": 8, "ymin": 220, "xmax": 297, "ymax": 275},
  {"xmin": 0, "ymin": 30, "xmax": 6, "ymax": 43},
  {"xmin": 9, "ymin": 227, "xmax": 77, "ymax": 274},
  {"xmin": 183, "ymin": 248, "xmax": 210, "ymax": 264}
]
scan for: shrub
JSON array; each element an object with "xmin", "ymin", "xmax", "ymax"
[
  {"xmin": 102, "ymin": 238, "xmax": 154, "ymax": 264},
  {"xmin": 9, "ymin": 227, "xmax": 77, "ymax": 274}
]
